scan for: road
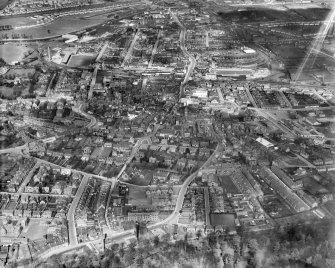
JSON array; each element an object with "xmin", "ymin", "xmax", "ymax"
[
  {"xmin": 205, "ymin": 31, "xmax": 209, "ymax": 48},
  {"xmin": 278, "ymin": 90, "xmax": 293, "ymax": 108},
  {"xmin": 245, "ymin": 87, "xmax": 259, "ymax": 108},
  {"xmin": 105, "ymin": 133, "xmax": 154, "ymax": 230},
  {"xmin": 96, "ymin": 41, "xmax": 109, "ymax": 62},
  {"xmin": 0, "ymin": 2, "xmax": 143, "ymax": 18},
  {"xmin": 34, "ymin": 157, "xmax": 116, "ymax": 184},
  {"xmin": 148, "ymin": 30, "xmax": 162, "ymax": 68},
  {"xmin": 16, "ymin": 162, "xmax": 39, "ymax": 194},
  {"xmin": 121, "ymin": 30, "xmax": 140, "ymax": 67},
  {"xmin": 16, "ymin": 141, "xmax": 220, "ymax": 267},
  {"xmin": 250, "ymin": 106, "xmax": 335, "ymax": 112},
  {"xmin": 148, "ymin": 143, "xmax": 221, "ymax": 227},
  {"xmin": 203, "ymin": 187, "xmax": 210, "ymax": 225},
  {"xmin": 0, "ymin": 191, "xmax": 74, "ymax": 198},
  {"xmin": 170, "ymin": 10, "xmax": 196, "ymax": 98},
  {"xmin": 32, "ymin": 229, "xmax": 136, "ymax": 267},
  {"xmin": 257, "ymin": 110, "xmax": 296, "ymax": 139},
  {"xmin": 216, "ymin": 87, "xmax": 225, "ymax": 103},
  {"xmin": 72, "ymin": 103, "xmax": 97, "ymax": 128},
  {"xmin": 67, "ymin": 174, "xmax": 89, "ymax": 246},
  {"xmin": 0, "ymin": 144, "xmax": 27, "ymax": 155},
  {"xmin": 88, "ymin": 65, "xmax": 99, "ymax": 100}
]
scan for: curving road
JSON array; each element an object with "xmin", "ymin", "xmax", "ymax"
[
  {"xmin": 72, "ymin": 102, "xmax": 97, "ymax": 128},
  {"xmin": 148, "ymin": 143, "xmax": 221, "ymax": 227},
  {"xmin": 29, "ymin": 143, "xmax": 221, "ymax": 267}
]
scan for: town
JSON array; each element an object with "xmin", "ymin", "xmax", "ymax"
[{"xmin": 0, "ymin": 0, "xmax": 335, "ymax": 267}]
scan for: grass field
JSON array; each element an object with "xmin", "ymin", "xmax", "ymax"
[
  {"xmin": 218, "ymin": 175, "xmax": 240, "ymax": 195},
  {"xmin": 20, "ymin": 219, "xmax": 48, "ymax": 240},
  {"xmin": 67, "ymin": 54, "xmax": 97, "ymax": 68},
  {"xmin": 127, "ymin": 185, "xmax": 151, "ymax": 207},
  {"xmin": 0, "ymin": 43, "xmax": 33, "ymax": 64},
  {"xmin": 1, "ymin": 10, "xmax": 111, "ymax": 40}
]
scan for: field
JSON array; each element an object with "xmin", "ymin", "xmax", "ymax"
[
  {"xmin": 218, "ymin": 175, "xmax": 240, "ymax": 195},
  {"xmin": 67, "ymin": 55, "xmax": 97, "ymax": 68},
  {"xmin": 127, "ymin": 185, "xmax": 151, "ymax": 207},
  {"xmin": 210, "ymin": 213, "xmax": 235, "ymax": 228},
  {"xmin": 0, "ymin": 43, "xmax": 34, "ymax": 64},
  {"xmin": 260, "ymin": 195, "xmax": 294, "ymax": 218},
  {"xmin": 302, "ymin": 176, "xmax": 329, "ymax": 195},
  {"xmin": 20, "ymin": 218, "xmax": 48, "ymax": 240},
  {"xmin": 218, "ymin": 7, "xmax": 330, "ymax": 23},
  {"xmin": 1, "ymin": 10, "xmax": 112, "ymax": 40}
]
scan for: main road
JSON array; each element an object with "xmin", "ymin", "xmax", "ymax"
[
  {"xmin": 148, "ymin": 143, "xmax": 221, "ymax": 227},
  {"xmin": 0, "ymin": 144, "xmax": 27, "ymax": 155},
  {"xmin": 121, "ymin": 30, "xmax": 140, "ymax": 67},
  {"xmin": 67, "ymin": 174, "xmax": 90, "ymax": 246},
  {"xmin": 169, "ymin": 10, "xmax": 196, "ymax": 99}
]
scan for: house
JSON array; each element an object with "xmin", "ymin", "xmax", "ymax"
[
  {"xmin": 205, "ymin": 225, "xmax": 214, "ymax": 234},
  {"xmin": 158, "ymin": 129, "xmax": 176, "ymax": 139},
  {"xmin": 149, "ymin": 156, "xmax": 157, "ymax": 164},
  {"xmin": 42, "ymin": 210, "xmax": 52, "ymax": 218},
  {"xmin": 168, "ymin": 145, "xmax": 177, "ymax": 153},
  {"xmin": 104, "ymin": 142, "xmax": 113, "ymax": 148},
  {"xmin": 32, "ymin": 210, "xmax": 41, "ymax": 218},
  {"xmin": 83, "ymin": 146, "xmax": 92, "ymax": 154},
  {"xmin": 64, "ymin": 185, "xmax": 73, "ymax": 195},
  {"xmin": 164, "ymin": 156, "xmax": 175, "ymax": 167},
  {"xmin": 170, "ymin": 174, "xmax": 182, "ymax": 184},
  {"xmin": 189, "ymin": 147, "xmax": 197, "ymax": 156},
  {"xmin": 106, "ymin": 157, "xmax": 114, "ymax": 165},
  {"xmin": 176, "ymin": 158, "xmax": 187, "ymax": 170},
  {"xmin": 51, "ymin": 182, "xmax": 62, "ymax": 195},
  {"xmin": 186, "ymin": 160, "xmax": 197, "ymax": 170},
  {"xmin": 61, "ymin": 168, "xmax": 71, "ymax": 176},
  {"xmin": 114, "ymin": 141, "xmax": 132, "ymax": 153},
  {"xmin": 63, "ymin": 149, "xmax": 72, "ymax": 160},
  {"xmin": 81, "ymin": 153, "xmax": 90, "ymax": 161},
  {"xmin": 153, "ymin": 171, "xmax": 170, "ymax": 182}
]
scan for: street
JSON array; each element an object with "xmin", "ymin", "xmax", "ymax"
[
  {"xmin": 67, "ymin": 174, "xmax": 90, "ymax": 246},
  {"xmin": 170, "ymin": 10, "xmax": 196, "ymax": 99}
]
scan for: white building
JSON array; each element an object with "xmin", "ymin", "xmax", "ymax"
[{"xmin": 192, "ymin": 89, "xmax": 208, "ymax": 99}]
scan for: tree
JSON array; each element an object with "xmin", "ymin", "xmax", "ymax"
[
  {"xmin": 248, "ymin": 238, "xmax": 259, "ymax": 252},
  {"xmin": 204, "ymin": 250, "xmax": 220, "ymax": 268},
  {"xmin": 196, "ymin": 230, "xmax": 202, "ymax": 240},
  {"xmin": 136, "ymin": 256, "xmax": 144, "ymax": 267},
  {"xmin": 153, "ymin": 235, "xmax": 160, "ymax": 247},
  {"xmin": 207, "ymin": 233, "xmax": 218, "ymax": 248},
  {"xmin": 123, "ymin": 250, "xmax": 134, "ymax": 266},
  {"xmin": 161, "ymin": 233, "xmax": 171, "ymax": 244},
  {"xmin": 257, "ymin": 235, "xmax": 269, "ymax": 248},
  {"xmin": 273, "ymin": 241, "xmax": 281, "ymax": 254}
]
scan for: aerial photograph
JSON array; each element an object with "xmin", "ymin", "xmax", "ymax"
[{"xmin": 0, "ymin": 0, "xmax": 335, "ymax": 267}]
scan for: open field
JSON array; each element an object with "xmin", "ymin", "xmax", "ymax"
[
  {"xmin": 218, "ymin": 175, "xmax": 240, "ymax": 195},
  {"xmin": 67, "ymin": 55, "xmax": 97, "ymax": 68},
  {"xmin": 0, "ymin": 43, "xmax": 34, "ymax": 64},
  {"xmin": 0, "ymin": 10, "xmax": 111, "ymax": 40},
  {"xmin": 218, "ymin": 7, "xmax": 330, "ymax": 23},
  {"xmin": 127, "ymin": 185, "xmax": 151, "ymax": 207},
  {"xmin": 20, "ymin": 219, "xmax": 49, "ymax": 241}
]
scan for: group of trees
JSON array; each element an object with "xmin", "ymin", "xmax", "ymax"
[{"xmin": 43, "ymin": 220, "xmax": 335, "ymax": 268}]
